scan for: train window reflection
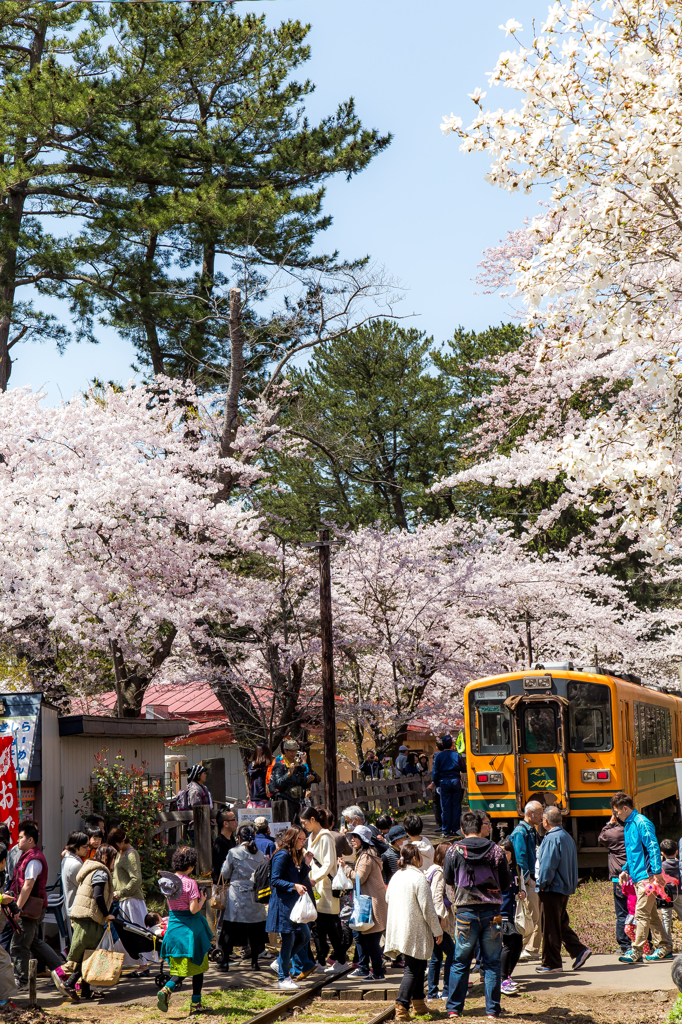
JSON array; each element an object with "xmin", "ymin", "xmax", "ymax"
[
  {"xmin": 567, "ymin": 681, "xmax": 613, "ymax": 752},
  {"xmin": 523, "ymin": 706, "xmax": 558, "ymax": 753},
  {"xmin": 471, "ymin": 705, "xmax": 512, "ymax": 755}
]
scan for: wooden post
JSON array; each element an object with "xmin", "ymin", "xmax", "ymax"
[
  {"xmin": 28, "ymin": 958, "xmax": 37, "ymax": 1008},
  {"xmin": 193, "ymin": 804, "xmax": 212, "ymax": 877},
  {"xmin": 318, "ymin": 529, "xmax": 338, "ymax": 826}
]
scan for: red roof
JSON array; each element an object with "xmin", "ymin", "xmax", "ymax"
[
  {"xmin": 167, "ymin": 719, "xmax": 236, "ymax": 747},
  {"xmin": 71, "ymin": 684, "xmax": 223, "ymax": 722}
]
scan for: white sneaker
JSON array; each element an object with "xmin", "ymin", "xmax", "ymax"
[
  {"xmin": 269, "ymin": 959, "xmax": 280, "ymax": 975},
  {"xmin": 277, "ymin": 979, "xmax": 300, "ymax": 991},
  {"xmin": 518, "ymin": 951, "xmax": 540, "ymax": 961}
]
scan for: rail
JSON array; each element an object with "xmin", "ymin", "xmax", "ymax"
[{"xmin": 240, "ymin": 966, "xmax": 394, "ymax": 1024}]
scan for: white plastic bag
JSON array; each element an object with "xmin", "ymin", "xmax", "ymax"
[
  {"xmin": 290, "ymin": 891, "xmax": 318, "ymax": 924},
  {"xmin": 332, "ymin": 866, "xmax": 352, "ymax": 892}
]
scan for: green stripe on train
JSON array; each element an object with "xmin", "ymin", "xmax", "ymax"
[
  {"xmin": 570, "ymin": 796, "xmax": 614, "ymax": 810},
  {"xmin": 636, "ymin": 763, "xmax": 676, "ymax": 787},
  {"xmin": 469, "ymin": 797, "xmax": 518, "ymax": 812}
]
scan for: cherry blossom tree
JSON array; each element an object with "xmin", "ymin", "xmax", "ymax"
[
  {"xmin": 328, "ymin": 518, "xmax": 651, "ymax": 764},
  {"xmin": 439, "ymin": 0, "xmax": 682, "ymax": 572}
]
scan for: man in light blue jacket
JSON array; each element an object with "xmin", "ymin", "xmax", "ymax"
[
  {"xmin": 614, "ymin": 791, "xmax": 671, "ymax": 963},
  {"xmin": 535, "ymin": 806, "xmax": 591, "ymax": 974}
]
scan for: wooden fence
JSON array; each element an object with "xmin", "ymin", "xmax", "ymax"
[{"xmin": 308, "ymin": 773, "xmax": 433, "ymax": 816}]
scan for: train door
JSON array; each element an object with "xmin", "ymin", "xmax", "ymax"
[
  {"xmin": 506, "ymin": 695, "xmax": 571, "ymax": 814},
  {"xmin": 620, "ymin": 700, "xmax": 635, "ymax": 798}
]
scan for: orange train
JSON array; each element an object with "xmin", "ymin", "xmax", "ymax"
[{"xmin": 463, "ymin": 664, "xmax": 682, "ymax": 850}]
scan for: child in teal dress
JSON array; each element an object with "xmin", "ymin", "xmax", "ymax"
[{"xmin": 157, "ymin": 848, "xmax": 213, "ymax": 1015}]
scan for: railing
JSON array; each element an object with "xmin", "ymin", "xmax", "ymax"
[{"xmin": 308, "ymin": 772, "xmax": 433, "ymax": 816}]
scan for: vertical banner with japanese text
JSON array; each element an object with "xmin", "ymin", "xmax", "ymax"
[{"xmin": 0, "ymin": 738, "xmax": 19, "ymax": 844}]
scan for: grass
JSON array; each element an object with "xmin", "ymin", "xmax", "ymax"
[
  {"xmin": 569, "ymin": 878, "xmax": 621, "ymax": 955},
  {"xmin": 668, "ymin": 995, "xmax": 682, "ymax": 1024},
  {"xmin": 197, "ymin": 988, "xmax": 285, "ymax": 1020}
]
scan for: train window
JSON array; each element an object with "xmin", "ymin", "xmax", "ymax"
[
  {"xmin": 523, "ymin": 705, "xmax": 558, "ymax": 753},
  {"xmin": 471, "ymin": 704, "xmax": 512, "ymax": 755},
  {"xmin": 634, "ymin": 701, "xmax": 673, "ymax": 758},
  {"xmin": 567, "ymin": 681, "xmax": 613, "ymax": 752}
]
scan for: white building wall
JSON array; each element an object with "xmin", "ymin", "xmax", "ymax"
[
  {"xmin": 39, "ymin": 706, "xmax": 62, "ymax": 884},
  {"xmin": 166, "ymin": 742, "xmax": 247, "ymax": 802},
  {"xmin": 60, "ymin": 736, "xmax": 168, "ymax": 834}
]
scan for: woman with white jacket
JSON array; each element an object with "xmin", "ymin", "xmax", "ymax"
[
  {"xmin": 300, "ymin": 807, "xmax": 347, "ymax": 971},
  {"xmin": 385, "ymin": 843, "xmax": 443, "ymax": 1022}
]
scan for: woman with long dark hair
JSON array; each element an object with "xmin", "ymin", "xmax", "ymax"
[
  {"xmin": 220, "ymin": 825, "xmax": 267, "ymax": 970},
  {"xmin": 247, "ymin": 743, "xmax": 273, "ymax": 807},
  {"xmin": 265, "ymin": 826, "xmax": 317, "ymax": 991},
  {"xmin": 498, "ymin": 838, "xmax": 526, "ymax": 996},
  {"xmin": 301, "ymin": 806, "xmax": 347, "ymax": 971}
]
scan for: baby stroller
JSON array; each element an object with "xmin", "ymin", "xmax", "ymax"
[{"xmin": 111, "ymin": 906, "xmax": 170, "ymax": 988}]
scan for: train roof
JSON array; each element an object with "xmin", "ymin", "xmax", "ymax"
[{"xmin": 466, "ymin": 667, "xmax": 682, "ymax": 703}]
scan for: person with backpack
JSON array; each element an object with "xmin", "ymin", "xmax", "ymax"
[
  {"xmin": 426, "ymin": 842, "xmax": 455, "ymax": 1001},
  {"xmin": 157, "ymin": 847, "xmax": 213, "ymax": 1015},
  {"xmin": 247, "ymin": 744, "xmax": 273, "ymax": 808},
  {"xmin": 219, "ymin": 824, "xmax": 268, "ymax": 971},
  {"xmin": 177, "ymin": 764, "xmax": 212, "ymax": 809},
  {"xmin": 300, "ymin": 806, "xmax": 347, "ymax": 972},
  {"xmin": 443, "ymin": 809, "xmax": 511, "ymax": 1020},
  {"xmin": 269, "ymin": 741, "xmax": 315, "ymax": 824}
]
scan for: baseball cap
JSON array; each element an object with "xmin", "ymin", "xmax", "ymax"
[{"xmin": 387, "ymin": 825, "xmax": 408, "ymax": 843}]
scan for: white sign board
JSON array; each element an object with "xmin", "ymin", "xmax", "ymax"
[
  {"xmin": 270, "ymin": 821, "xmax": 290, "ymax": 837},
  {"xmin": 238, "ymin": 808, "xmax": 273, "ymax": 824},
  {"xmin": 0, "ymin": 716, "xmax": 37, "ymax": 781}
]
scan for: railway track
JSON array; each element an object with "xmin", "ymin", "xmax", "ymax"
[{"xmin": 241, "ymin": 967, "xmax": 395, "ymax": 1024}]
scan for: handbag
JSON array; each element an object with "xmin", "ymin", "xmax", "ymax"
[
  {"xmin": 20, "ymin": 896, "xmax": 44, "ymax": 921},
  {"xmin": 514, "ymin": 897, "xmax": 533, "ymax": 939},
  {"xmin": 82, "ymin": 924, "xmax": 125, "ymax": 986},
  {"xmin": 210, "ymin": 881, "xmax": 228, "ymax": 911},
  {"xmin": 290, "ymin": 891, "xmax": 317, "ymax": 924},
  {"xmin": 348, "ymin": 873, "xmax": 374, "ymax": 933}
]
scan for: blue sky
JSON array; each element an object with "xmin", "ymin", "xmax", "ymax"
[{"xmin": 12, "ymin": 0, "xmax": 543, "ymax": 402}]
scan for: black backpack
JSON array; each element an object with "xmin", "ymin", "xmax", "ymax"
[{"xmin": 253, "ymin": 859, "xmax": 272, "ymax": 904}]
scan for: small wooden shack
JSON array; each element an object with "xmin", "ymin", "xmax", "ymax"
[{"xmin": 0, "ymin": 695, "xmax": 189, "ymax": 883}]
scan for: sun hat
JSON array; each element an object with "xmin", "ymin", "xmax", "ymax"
[
  {"xmin": 349, "ymin": 825, "xmax": 374, "ymax": 845},
  {"xmin": 282, "ymin": 739, "xmax": 298, "ymax": 750}
]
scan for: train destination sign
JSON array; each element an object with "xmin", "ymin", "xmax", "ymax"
[{"xmin": 528, "ymin": 766, "xmax": 558, "ymax": 791}]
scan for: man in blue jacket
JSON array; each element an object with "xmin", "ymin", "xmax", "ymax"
[
  {"xmin": 431, "ymin": 734, "xmax": 466, "ymax": 837},
  {"xmin": 510, "ymin": 800, "xmax": 543, "ymax": 961},
  {"xmin": 536, "ymin": 805, "xmax": 591, "ymax": 974},
  {"xmin": 614, "ymin": 791, "xmax": 672, "ymax": 963}
]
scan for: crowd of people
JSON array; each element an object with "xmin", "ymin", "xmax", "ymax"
[{"xmin": 0, "ymin": 735, "xmax": 674, "ymax": 1020}]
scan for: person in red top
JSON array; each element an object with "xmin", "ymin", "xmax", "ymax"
[{"xmin": 9, "ymin": 821, "xmax": 63, "ymax": 989}]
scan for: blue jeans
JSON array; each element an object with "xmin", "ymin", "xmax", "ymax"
[
  {"xmin": 427, "ymin": 931, "xmax": 454, "ymax": 997},
  {"xmin": 279, "ymin": 924, "xmax": 315, "ymax": 981},
  {"xmin": 447, "ymin": 906, "xmax": 501, "ymax": 1016},
  {"xmin": 439, "ymin": 779, "xmax": 462, "ymax": 835}
]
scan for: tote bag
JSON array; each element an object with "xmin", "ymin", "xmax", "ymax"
[
  {"xmin": 348, "ymin": 873, "xmax": 374, "ymax": 933},
  {"xmin": 82, "ymin": 924, "xmax": 125, "ymax": 987}
]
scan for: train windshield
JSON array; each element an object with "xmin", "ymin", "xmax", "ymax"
[
  {"xmin": 469, "ymin": 687, "xmax": 511, "ymax": 755},
  {"xmin": 567, "ymin": 681, "xmax": 613, "ymax": 752}
]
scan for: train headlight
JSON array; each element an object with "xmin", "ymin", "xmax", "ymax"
[
  {"xmin": 581, "ymin": 769, "xmax": 611, "ymax": 782},
  {"xmin": 476, "ymin": 772, "xmax": 504, "ymax": 784}
]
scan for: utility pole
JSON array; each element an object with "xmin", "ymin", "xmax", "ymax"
[
  {"xmin": 525, "ymin": 611, "xmax": 533, "ymax": 668},
  {"xmin": 303, "ymin": 529, "xmax": 338, "ymax": 824},
  {"xmin": 318, "ymin": 529, "xmax": 338, "ymax": 825}
]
